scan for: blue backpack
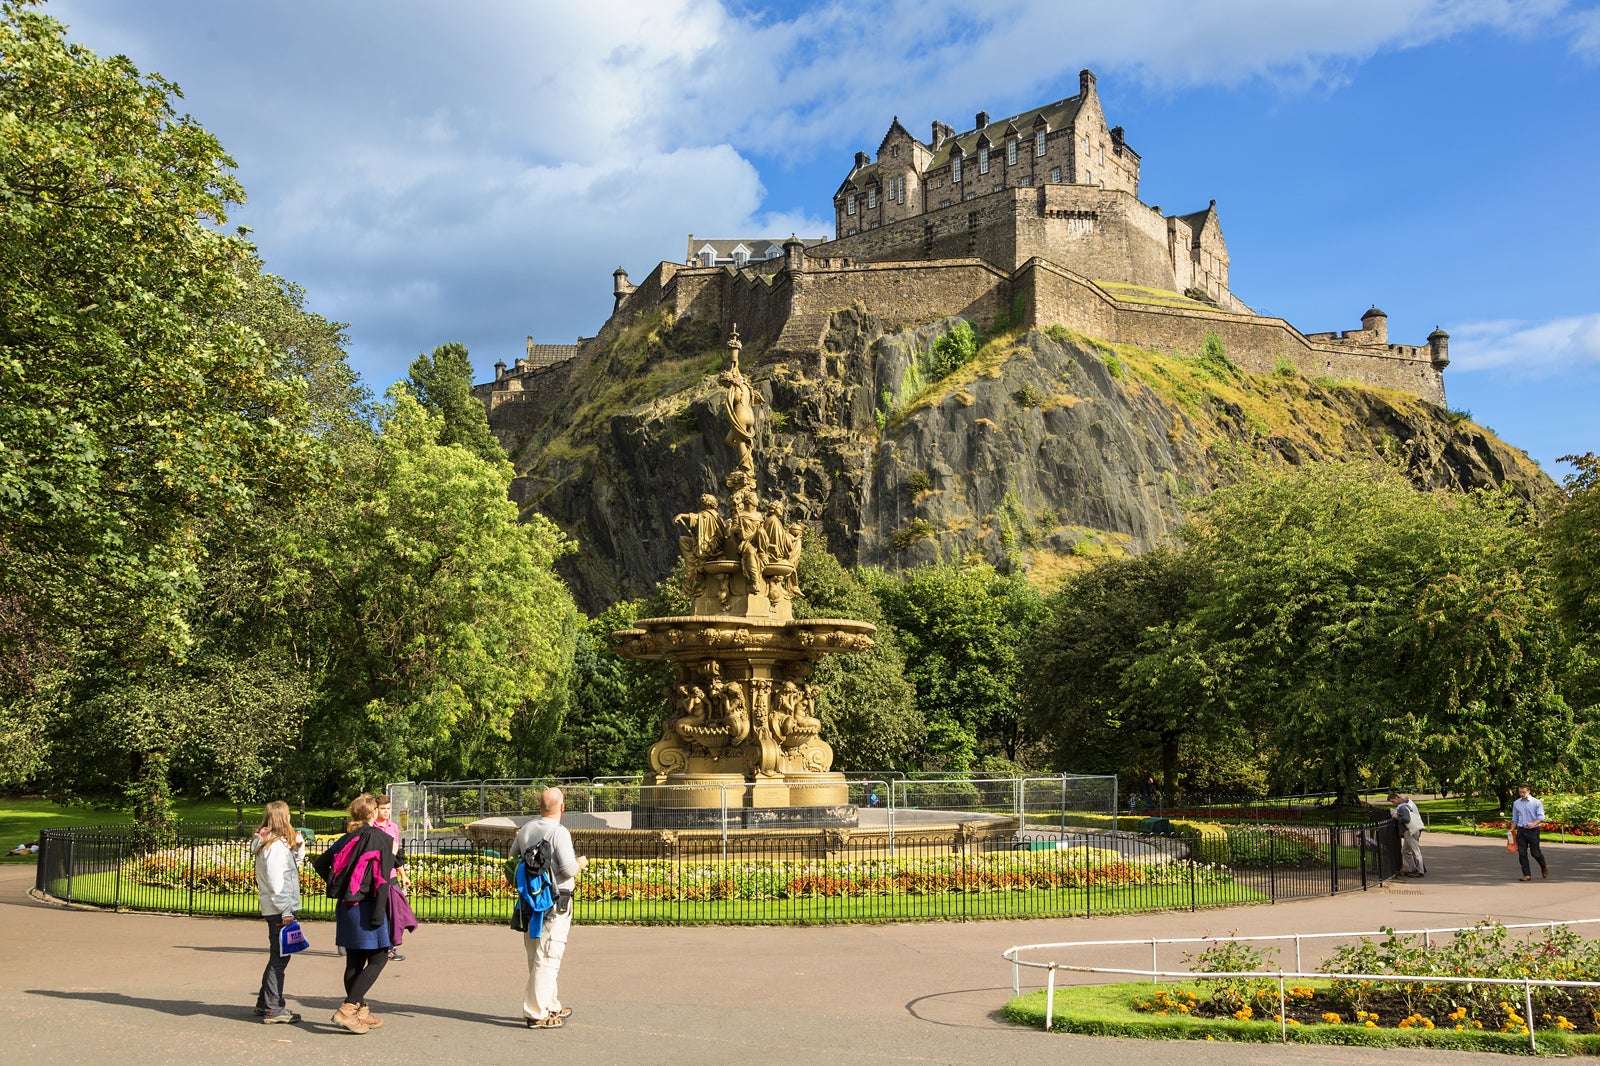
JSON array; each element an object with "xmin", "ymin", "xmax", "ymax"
[{"xmin": 512, "ymin": 837, "xmax": 555, "ymax": 938}]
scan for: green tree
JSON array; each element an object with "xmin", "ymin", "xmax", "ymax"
[
  {"xmin": 862, "ymin": 562, "xmax": 1043, "ymax": 771},
  {"xmin": 1180, "ymin": 463, "xmax": 1576, "ymax": 801},
  {"xmin": 265, "ymin": 389, "xmax": 576, "ymax": 797},
  {"xmin": 1022, "ymin": 549, "xmax": 1222, "ymax": 796},
  {"xmin": 557, "ymin": 600, "xmax": 668, "ymax": 779},
  {"xmin": 407, "ymin": 341, "xmax": 503, "ymax": 463},
  {"xmin": 1546, "ymin": 453, "xmax": 1600, "ymax": 711},
  {"xmin": 794, "ymin": 541, "xmax": 921, "ymax": 771},
  {"xmin": 0, "ymin": 3, "xmax": 311, "ymax": 693}
]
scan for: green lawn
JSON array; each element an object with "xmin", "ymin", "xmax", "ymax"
[
  {"xmin": 1, "ymin": 796, "xmax": 348, "ymax": 863},
  {"xmin": 1002, "ymin": 981, "xmax": 1600, "ymax": 1054}
]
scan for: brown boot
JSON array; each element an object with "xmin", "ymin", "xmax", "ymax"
[
  {"xmin": 332, "ymin": 1002, "xmax": 369, "ymax": 1034},
  {"xmin": 357, "ymin": 1004, "xmax": 384, "ymax": 1029}
]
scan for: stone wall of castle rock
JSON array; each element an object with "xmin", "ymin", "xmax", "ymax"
[{"xmin": 1020, "ymin": 261, "xmax": 1446, "ymax": 405}]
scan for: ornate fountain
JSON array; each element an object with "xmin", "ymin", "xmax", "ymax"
[{"xmin": 612, "ymin": 328, "xmax": 875, "ymax": 827}]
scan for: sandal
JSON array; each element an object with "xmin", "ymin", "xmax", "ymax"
[{"xmin": 526, "ymin": 1014, "xmax": 565, "ymax": 1029}]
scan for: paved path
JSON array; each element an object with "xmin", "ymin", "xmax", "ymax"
[{"xmin": 2, "ymin": 833, "xmax": 1594, "ymax": 1065}]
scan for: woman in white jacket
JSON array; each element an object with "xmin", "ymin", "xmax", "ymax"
[{"xmin": 251, "ymin": 801, "xmax": 306, "ymax": 1023}]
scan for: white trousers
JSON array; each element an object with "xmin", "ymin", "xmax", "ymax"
[{"xmin": 522, "ymin": 906, "xmax": 571, "ymax": 1019}]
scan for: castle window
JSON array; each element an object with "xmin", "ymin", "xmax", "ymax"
[
  {"xmin": 733, "ymin": 249, "xmax": 748, "ymax": 267},
  {"xmin": 979, "ymin": 145, "xmax": 989, "ymax": 174},
  {"xmin": 952, "ymin": 157, "xmax": 962, "ymax": 183},
  {"xmin": 1006, "ymin": 139, "xmax": 1017, "ymax": 166},
  {"xmin": 867, "ymin": 187, "xmax": 876, "ymax": 209},
  {"xmin": 897, "ymin": 176, "xmax": 906, "ymax": 204},
  {"xmin": 847, "ymin": 195, "xmax": 855, "ymax": 216},
  {"xmin": 892, "ymin": 145, "xmax": 900, "ymax": 158},
  {"xmin": 1084, "ymin": 135, "xmax": 1090, "ymax": 155},
  {"xmin": 699, "ymin": 250, "xmax": 714, "ymax": 267},
  {"xmin": 1019, "ymin": 175, "xmax": 1031, "ymax": 186},
  {"xmin": 1098, "ymin": 145, "xmax": 1104, "ymax": 165},
  {"xmin": 1051, "ymin": 167, "xmax": 1061, "ymax": 183},
  {"xmin": 1036, "ymin": 130, "xmax": 1046, "ymax": 156}
]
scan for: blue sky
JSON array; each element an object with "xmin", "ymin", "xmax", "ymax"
[{"xmin": 44, "ymin": 0, "xmax": 1600, "ymax": 476}]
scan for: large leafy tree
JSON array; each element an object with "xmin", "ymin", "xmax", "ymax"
[
  {"xmin": 1546, "ymin": 453, "xmax": 1600, "ymax": 711},
  {"xmin": 407, "ymin": 341, "xmax": 503, "ymax": 463},
  {"xmin": 1180, "ymin": 463, "xmax": 1577, "ymax": 801},
  {"xmin": 273, "ymin": 390, "xmax": 577, "ymax": 798},
  {"xmin": 793, "ymin": 541, "xmax": 921, "ymax": 771},
  {"xmin": 0, "ymin": 3, "xmax": 310, "ymax": 689},
  {"xmin": 862, "ymin": 562, "xmax": 1043, "ymax": 771},
  {"xmin": 1022, "ymin": 549, "xmax": 1222, "ymax": 795}
]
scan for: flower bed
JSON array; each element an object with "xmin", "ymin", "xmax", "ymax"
[
  {"xmin": 121, "ymin": 843, "xmax": 1234, "ymax": 903},
  {"xmin": 1128, "ymin": 922, "xmax": 1600, "ymax": 1037}
]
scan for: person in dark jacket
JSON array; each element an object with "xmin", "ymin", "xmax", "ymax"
[{"xmin": 311, "ymin": 793, "xmax": 402, "ymax": 1034}]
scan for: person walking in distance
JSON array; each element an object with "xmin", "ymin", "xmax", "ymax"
[
  {"xmin": 251, "ymin": 801, "xmax": 305, "ymax": 1023},
  {"xmin": 373, "ymin": 795, "xmax": 411, "ymax": 962},
  {"xmin": 511, "ymin": 787, "xmax": 588, "ymax": 1028},
  {"xmin": 1387, "ymin": 791, "xmax": 1425, "ymax": 877},
  {"xmin": 1512, "ymin": 783, "xmax": 1550, "ymax": 882}
]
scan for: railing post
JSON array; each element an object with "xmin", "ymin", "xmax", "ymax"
[
  {"xmin": 1524, "ymin": 978, "xmax": 1536, "ymax": 1053},
  {"xmin": 114, "ymin": 839, "xmax": 124, "ymax": 909},
  {"xmin": 65, "ymin": 835, "xmax": 75, "ymax": 902},
  {"xmin": 1269, "ymin": 828, "xmax": 1277, "ymax": 903},
  {"xmin": 186, "ymin": 835, "xmax": 196, "ymax": 916}
]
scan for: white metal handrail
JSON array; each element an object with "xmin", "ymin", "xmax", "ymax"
[{"xmin": 1003, "ymin": 917, "xmax": 1600, "ymax": 1052}]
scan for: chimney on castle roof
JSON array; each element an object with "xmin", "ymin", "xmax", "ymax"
[
  {"xmin": 854, "ymin": 151, "xmax": 870, "ymax": 170},
  {"xmin": 931, "ymin": 120, "xmax": 953, "ymax": 149},
  {"xmin": 1079, "ymin": 69, "xmax": 1097, "ymax": 96},
  {"xmin": 494, "ymin": 359, "xmax": 506, "ymax": 383},
  {"xmin": 975, "ymin": 110, "xmax": 989, "ymax": 130}
]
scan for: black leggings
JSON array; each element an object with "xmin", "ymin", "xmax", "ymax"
[{"xmin": 343, "ymin": 947, "xmax": 388, "ymax": 1005}]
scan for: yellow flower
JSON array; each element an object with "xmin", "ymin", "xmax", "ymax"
[{"xmin": 1365, "ymin": 1021, "xmax": 1378, "ymax": 1028}]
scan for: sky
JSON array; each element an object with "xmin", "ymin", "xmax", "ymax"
[{"xmin": 40, "ymin": 0, "xmax": 1600, "ymax": 477}]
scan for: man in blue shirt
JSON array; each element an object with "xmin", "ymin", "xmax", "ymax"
[{"xmin": 1510, "ymin": 783, "xmax": 1549, "ymax": 881}]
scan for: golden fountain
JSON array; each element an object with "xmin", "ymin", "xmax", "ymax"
[{"xmin": 611, "ymin": 328, "xmax": 875, "ymax": 827}]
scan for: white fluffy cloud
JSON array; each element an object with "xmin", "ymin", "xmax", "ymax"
[
  {"xmin": 1448, "ymin": 314, "xmax": 1600, "ymax": 373},
  {"xmin": 41, "ymin": 0, "xmax": 1591, "ymax": 385}
]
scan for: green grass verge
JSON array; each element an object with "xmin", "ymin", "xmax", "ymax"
[
  {"xmin": 46, "ymin": 870, "xmax": 1265, "ymax": 924},
  {"xmin": 1003, "ymin": 981, "xmax": 1600, "ymax": 1055},
  {"xmin": 1, "ymin": 797, "xmax": 349, "ymax": 864}
]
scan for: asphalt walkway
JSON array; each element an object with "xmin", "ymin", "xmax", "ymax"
[{"xmin": 2, "ymin": 832, "xmax": 1594, "ymax": 1065}]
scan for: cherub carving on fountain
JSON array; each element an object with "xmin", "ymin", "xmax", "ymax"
[{"xmin": 729, "ymin": 487, "xmax": 765, "ymax": 596}]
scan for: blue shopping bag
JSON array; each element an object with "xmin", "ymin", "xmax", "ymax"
[{"xmin": 279, "ymin": 919, "xmax": 309, "ymax": 955}]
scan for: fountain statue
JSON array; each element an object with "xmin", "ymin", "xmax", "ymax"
[{"xmin": 613, "ymin": 327, "xmax": 875, "ymax": 827}]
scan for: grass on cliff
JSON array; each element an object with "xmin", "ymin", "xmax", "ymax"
[{"xmin": 522, "ymin": 310, "xmax": 727, "ymax": 473}]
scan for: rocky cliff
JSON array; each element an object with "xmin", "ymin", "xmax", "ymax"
[{"xmin": 503, "ymin": 308, "xmax": 1551, "ymax": 613}]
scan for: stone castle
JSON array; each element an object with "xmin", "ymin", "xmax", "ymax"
[{"xmin": 476, "ymin": 68, "xmax": 1450, "ymax": 427}]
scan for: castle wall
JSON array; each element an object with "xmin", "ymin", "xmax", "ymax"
[
  {"xmin": 1018, "ymin": 260, "xmax": 1445, "ymax": 405},
  {"xmin": 816, "ymin": 185, "xmax": 1209, "ymax": 298}
]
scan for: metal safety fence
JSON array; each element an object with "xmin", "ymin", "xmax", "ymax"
[
  {"xmin": 35, "ymin": 816, "xmax": 1398, "ymax": 926},
  {"xmin": 1004, "ymin": 917, "xmax": 1600, "ymax": 1052}
]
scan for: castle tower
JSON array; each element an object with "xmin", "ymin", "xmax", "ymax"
[
  {"xmin": 1428, "ymin": 327, "xmax": 1450, "ymax": 369},
  {"xmin": 1361, "ymin": 305, "xmax": 1388, "ymax": 344},
  {"xmin": 613, "ymin": 266, "xmax": 635, "ymax": 310}
]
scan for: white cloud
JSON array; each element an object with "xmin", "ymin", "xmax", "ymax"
[
  {"xmin": 40, "ymin": 0, "xmax": 1592, "ymax": 388},
  {"xmin": 1448, "ymin": 314, "xmax": 1600, "ymax": 373},
  {"xmin": 1572, "ymin": 4, "xmax": 1600, "ymax": 59}
]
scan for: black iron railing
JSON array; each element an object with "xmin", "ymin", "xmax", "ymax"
[{"xmin": 35, "ymin": 819, "xmax": 1396, "ymax": 925}]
